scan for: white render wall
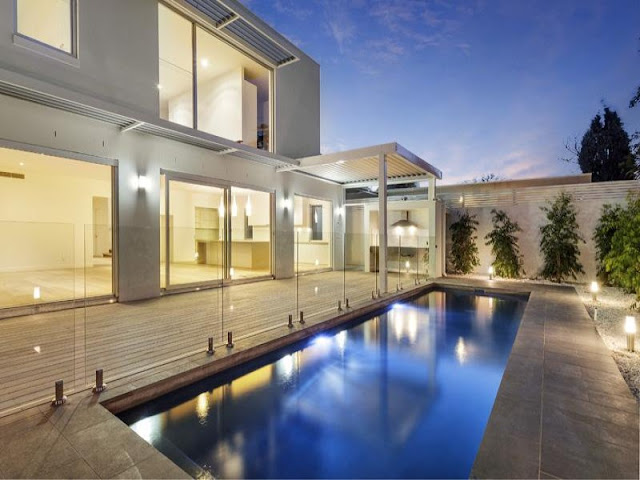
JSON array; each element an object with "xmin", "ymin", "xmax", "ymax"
[{"xmin": 444, "ymin": 182, "xmax": 640, "ymax": 282}]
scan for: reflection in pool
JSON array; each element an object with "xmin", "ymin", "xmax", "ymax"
[{"xmin": 120, "ymin": 289, "xmax": 526, "ymax": 479}]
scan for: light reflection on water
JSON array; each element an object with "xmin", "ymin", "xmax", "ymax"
[{"xmin": 121, "ymin": 289, "xmax": 525, "ymax": 479}]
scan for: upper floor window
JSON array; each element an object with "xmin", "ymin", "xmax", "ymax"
[
  {"xmin": 158, "ymin": 3, "xmax": 272, "ymax": 151},
  {"xmin": 16, "ymin": 0, "xmax": 76, "ymax": 55}
]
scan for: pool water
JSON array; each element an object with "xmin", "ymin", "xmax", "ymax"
[{"xmin": 120, "ymin": 289, "xmax": 526, "ymax": 479}]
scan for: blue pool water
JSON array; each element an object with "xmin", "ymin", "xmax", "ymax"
[{"xmin": 120, "ymin": 289, "xmax": 526, "ymax": 479}]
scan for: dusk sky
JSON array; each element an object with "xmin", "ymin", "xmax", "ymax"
[{"xmin": 242, "ymin": 0, "xmax": 640, "ymax": 184}]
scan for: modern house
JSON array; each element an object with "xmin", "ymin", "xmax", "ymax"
[{"xmin": 0, "ymin": 0, "xmax": 442, "ymax": 315}]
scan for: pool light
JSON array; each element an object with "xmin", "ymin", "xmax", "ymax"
[
  {"xmin": 625, "ymin": 316, "xmax": 636, "ymax": 352},
  {"xmin": 590, "ymin": 281, "xmax": 599, "ymax": 302}
]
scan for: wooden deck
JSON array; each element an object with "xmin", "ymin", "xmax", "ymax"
[{"xmin": 0, "ymin": 270, "xmax": 412, "ymax": 416}]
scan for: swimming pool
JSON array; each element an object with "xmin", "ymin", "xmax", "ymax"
[{"xmin": 119, "ymin": 288, "xmax": 526, "ymax": 479}]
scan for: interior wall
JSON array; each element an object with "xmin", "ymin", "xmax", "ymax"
[{"xmin": 0, "ymin": 151, "xmax": 111, "ymax": 271}]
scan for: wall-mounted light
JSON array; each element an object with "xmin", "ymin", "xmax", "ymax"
[
  {"xmin": 157, "ymin": 84, "xmax": 163, "ymax": 90},
  {"xmin": 33, "ymin": 286, "xmax": 41, "ymax": 300},
  {"xmin": 488, "ymin": 266, "xmax": 494, "ymax": 280},
  {"xmin": 625, "ymin": 316, "xmax": 636, "ymax": 352},
  {"xmin": 245, "ymin": 195, "xmax": 252, "ymax": 216},
  {"xmin": 282, "ymin": 197, "xmax": 292, "ymax": 211},
  {"xmin": 590, "ymin": 281, "xmax": 599, "ymax": 302},
  {"xmin": 132, "ymin": 175, "xmax": 150, "ymax": 191},
  {"xmin": 335, "ymin": 206, "xmax": 344, "ymax": 216}
]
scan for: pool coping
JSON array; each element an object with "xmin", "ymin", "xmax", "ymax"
[{"xmin": 440, "ymin": 278, "xmax": 639, "ymax": 479}]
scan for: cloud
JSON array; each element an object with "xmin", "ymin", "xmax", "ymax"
[
  {"xmin": 273, "ymin": 0, "xmax": 313, "ymax": 20},
  {"xmin": 321, "ymin": 0, "xmax": 357, "ymax": 54}
]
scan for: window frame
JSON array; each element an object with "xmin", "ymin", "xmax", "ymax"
[{"xmin": 14, "ymin": 0, "xmax": 78, "ymax": 59}]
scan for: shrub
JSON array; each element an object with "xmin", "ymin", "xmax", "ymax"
[
  {"xmin": 603, "ymin": 194, "xmax": 640, "ymax": 299},
  {"xmin": 593, "ymin": 203, "xmax": 624, "ymax": 284},
  {"xmin": 449, "ymin": 211, "xmax": 480, "ymax": 274},
  {"xmin": 485, "ymin": 209, "xmax": 524, "ymax": 278},
  {"xmin": 539, "ymin": 192, "xmax": 585, "ymax": 282}
]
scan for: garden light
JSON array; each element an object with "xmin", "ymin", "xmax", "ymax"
[
  {"xmin": 590, "ymin": 281, "xmax": 599, "ymax": 302},
  {"xmin": 488, "ymin": 266, "xmax": 494, "ymax": 280},
  {"xmin": 624, "ymin": 316, "xmax": 636, "ymax": 352}
]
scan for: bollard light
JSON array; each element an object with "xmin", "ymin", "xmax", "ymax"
[
  {"xmin": 226, "ymin": 331, "xmax": 234, "ymax": 349},
  {"xmin": 624, "ymin": 316, "xmax": 636, "ymax": 352},
  {"xmin": 488, "ymin": 266, "xmax": 494, "ymax": 280},
  {"xmin": 345, "ymin": 298, "xmax": 350, "ymax": 309},
  {"xmin": 93, "ymin": 369, "xmax": 107, "ymax": 393},
  {"xmin": 299, "ymin": 311, "xmax": 305, "ymax": 324},
  {"xmin": 207, "ymin": 337, "xmax": 215, "ymax": 355},
  {"xmin": 590, "ymin": 281, "xmax": 599, "ymax": 302},
  {"xmin": 338, "ymin": 300, "xmax": 342, "ymax": 312},
  {"xmin": 52, "ymin": 380, "xmax": 67, "ymax": 406},
  {"xmin": 288, "ymin": 314, "xmax": 293, "ymax": 328}
]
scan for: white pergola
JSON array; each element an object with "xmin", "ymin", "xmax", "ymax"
[{"xmin": 277, "ymin": 143, "xmax": 443, "ymax": 292}]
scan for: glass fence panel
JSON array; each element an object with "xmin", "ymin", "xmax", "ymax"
[
  {"xmin": 344, "ymin": 232, "xmax": 375, "ymax": 309},
  {"xmin": 0, "ymin": 221, "xmax": 79, "ymax": 415}
]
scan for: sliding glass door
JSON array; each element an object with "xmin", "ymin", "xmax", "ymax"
[{"xmin": 160, "ymin": 175, "xmax": 272, "ymax": 289}]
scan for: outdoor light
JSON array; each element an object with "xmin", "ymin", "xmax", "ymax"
[
  {"xmin": 335, "ymin": 206, "xmax": 344, "ymax": 216},
  {"xmin": 231, "ymin": 195, "xmax": 238, "ymax": 217},
  {"xmin": 218, "ymin": 197, "xmax": 225, "ymax": 217},
  {"xmin": 282, "ymin": 197, "xmax": 292, "ymax": 211},
  {"xmin": 459, "ymin": 195, "xmax": 464, "ymax": 203},
  {"xmin": 590, "ymin": 281, "xmax": 599, "ymax": 302},
  {"xmin": 488, "ymin": 266, "xmax": 494, "ymax": 280},
  {"xmin": 132, "ymin": 175, "xmax": 150, "ymax": 191},
  {"xmin": 408, "ymin": 225, "xmax": 417, "ymax": 235},
  {"xmin": 625, "ymin": 316, "xmax": 636, "ymax": 352},
  {"xmin": 156, "ymin": 83, "xmax": 163, "ymax": 90},
  {"xmin": 405, "ymin": 260, "xmax": 410, "ymax": 269},
  {"xmin": 245, "ymin": 195, "xmax": 252, "ymax": 216},
  {"xmin": 200, "ymin": 58, "xmax": 209, "ymax": 68},
  {"xmin": 230, "ymin": 267, "xmax": 235, "ymax": 277},
  {"xmin": 33, "ymin": 286, "xmax": 41, "ymax": 300},
  {"xmin": 315, "ymin": 259, "xmax": 319, "ymax": 266}
]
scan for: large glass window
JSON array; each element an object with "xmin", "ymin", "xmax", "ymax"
[
  {"xmin": 230, "ymin": 187, "xmax": 271, "ymax": 279},
  {"xmin": 157, "ymin": 3, "xmax": 271, "ymax": 150},
  {"xmin": 161, "ymin": 178, "xmax": 225, "ymax": 288},
  {"xmin": 158, "ymin": 4, "xmax": 193, "ymax": 128},
  {"xmin": 16, "ymin": 0, "xmax": 75, "ymax": 54},
  {"xmin": 294, "ymin": 195, "xmax": 332, "ymax": 272},
  {"xmin": 196, "ymin": 28, "xmax": 271, "ymax": 150},
  {"xmin": 0, "ymin": 147, "xmax": 113, "ymax": 309}
]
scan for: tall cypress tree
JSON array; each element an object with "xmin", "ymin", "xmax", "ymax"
[{"xmin": 577, "ymin": 107, "xmax": 635, "ymax": 182}]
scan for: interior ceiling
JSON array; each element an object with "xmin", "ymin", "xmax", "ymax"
[
  {"xmin": 0, "ymin": 147, "xmax": 110, "ymax": 181},
  {"xmin": 168, "ymin": 180, "xmax": 268, "ymax": 197}
]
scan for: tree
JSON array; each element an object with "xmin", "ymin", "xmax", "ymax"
[
  {"xmin": 448, "ymin": 211, "xmax": 479, "ymax": 274},
  {"xmin": 603, "ymin": 195, "xmax": 640, "ymax": 299},
  {"xmin": 465, "ymin": 173, "xmax": 504, "ymax": 183},
  {"xmin": 593, "ymin": 203, "xmax": 624, "ymax": 283},
  {"xmin": 575, "ymin": 107, "xmax": 635, "ymax": 182},
  {"xmin": 539, "ymin": 192, "xmax": 585, "ymax": 282},
  {"xmin": 485, "ymin": 209, "xmax": 524, "ymax": 278}
]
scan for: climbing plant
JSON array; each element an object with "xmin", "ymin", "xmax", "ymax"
[
  {"xmin": 539, "ymin": 192, "xmax": 585, "ymax": 282},
  {"xmin": 448, "ymin": 211, "xmax": 480, "ymax": 274},
  {"xmin": 484, "ymin": 209, "xmax": 524, "ymax": 278},
  {"xmin": 593, "ymin": 203, "xmax": 624, "ymax": 284},
  {"xmin": 603, "ymin": 194, "xmax": 640, "ymax": 301}
]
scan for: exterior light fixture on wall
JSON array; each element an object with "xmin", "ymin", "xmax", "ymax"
[
  {"xmin": 335, "ymin": 206, "xmax": 344, "ymax": 216},
  {"xmin": 245, "ymin": 195, "xmax": 252, "ymax": 216},
  {"xmin": 218, "ymin": 196, "xmax": 225, "ymax": 217},
  {"xmin": 33, "ymin": 286, "xmax": 41, "ymax": 300},
  {"xmin": 157, "ymin": 84, "xmax": 163, "ymax": 90},
  {"xmin": 132, "ymin": 175, "xmax": 150, "ymax": 191},
  {"xmin": 231, "ymin": 195, "xmax": 238, "ymax": 217},
  {"xmin": 282, "ymin": 197, "xmax": 292, "ymax": 211},
  {"xmin": 625, "ymin": 316, "xmax": 636, "ymax": 352},
  {"xmin": 590, "ymin": 281, "xmax": 599, "ymax": 302},
  {"xmin": 488, "ymin": 266, "xmax": 494, "ymax": 280}
]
